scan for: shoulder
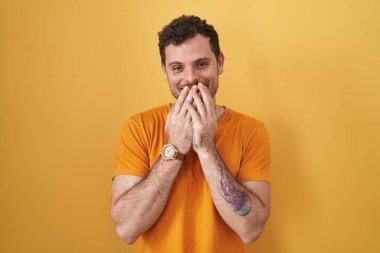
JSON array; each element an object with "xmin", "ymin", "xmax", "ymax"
[
  {"xmin": 130, "ymin": 104, "xmax": 170, "ymax": 120},
  {"xmin": 222, "ymin": 108, "xmax": 270, "ymax": 148},
  {"xmin": 121, "ymin": 104, "xmax": 170, "ymax": 135},
  {"xmin": 225, "ymin": 109, "xmax": 270, "ymax": 157},
  {"xmin": 129, "ymin": 104, "xmax": 171, "ymax": 122},
  {"xmin": 225, "ymin": 108, "xmax": 265, "ymax": 132}
]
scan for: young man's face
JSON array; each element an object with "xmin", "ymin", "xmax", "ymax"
[{"xmin": 162, "ymin": 33, "xmax": 224, "ymax": 99}]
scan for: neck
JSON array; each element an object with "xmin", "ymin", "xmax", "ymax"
[
  {"xmin": 213, "ymin": 96, "xmax": 225, "ymax": 120},
  {"xmin": 215, "ymin": 105, "xmax": 225, "ymax": 120}
]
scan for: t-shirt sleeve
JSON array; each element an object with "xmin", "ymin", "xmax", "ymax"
[
  {"xmin": 112, "ymin": 117, "xmax": 150, "ymax": 180},
  {"xmin": 236, "ymin": 123, "xmax": 271, "ymax": 183}
]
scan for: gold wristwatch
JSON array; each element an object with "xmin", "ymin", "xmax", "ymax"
[{"xmin": 161, "ymin": 144, "xmax": 185, "ymax": 161}]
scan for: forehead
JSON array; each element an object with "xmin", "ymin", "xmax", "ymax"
[{"xmin": 164, "ymin": 34, "xmax": 215, "ymax": 64}]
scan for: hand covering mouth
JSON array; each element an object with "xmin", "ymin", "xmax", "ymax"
[{"xmin": 180, "ymin": 82, "xmax": 208, "ymax": 90}]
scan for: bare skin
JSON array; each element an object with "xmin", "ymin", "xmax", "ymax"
[
  {"xmin": 111, "ymin": 34, "xmax": 270, "ymax": 244},
  {"xmin": 185, "ymin": 83, "xmax": 271, "ymax": 243},
  {"xmin": 110, "ymin": 87, "xmax": 194, "ymax": 244},
  {"xmin": 111, "ymin": 84, "xmax": 270, "ymax": 244}
]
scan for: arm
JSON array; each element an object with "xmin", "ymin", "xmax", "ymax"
[
  {"xmin": 110, "ymin": 86, "xmax": 194, "ymax": 244},
  {"xmin": 197, "ymin": 150, "xmax": 271, "ymax": 243},
  {"xmin": 185, "ymin": 83, "xmax": 271, "ymax": 243},
  {"xmin": 110, "ymin": 157, "xmax": 183, "ymax": 244}
]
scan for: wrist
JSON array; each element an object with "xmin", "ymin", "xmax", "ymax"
[
  {"xmin": 195, "ymin": 146, "xmax": 217, "ymax": 159},
  {"xmin": 162, "ymin": 143, "xmax": 186, "ymax": 161}
]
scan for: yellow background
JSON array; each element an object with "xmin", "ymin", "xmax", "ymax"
[{"xmin": 1, "ymin": 0, "xmax": 379, "ymax": 252}]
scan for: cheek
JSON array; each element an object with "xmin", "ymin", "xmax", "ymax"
[
  {"xmin": 167, "ymin": 77, "xmax": 182, "ymax": 98},
  {"xmin": 167, "ymin": 74, "xmax": 182, "ymax": 85}
]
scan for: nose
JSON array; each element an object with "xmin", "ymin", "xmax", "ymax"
[{"xmin": 184, "ymin": 67, "xmax": 199, "ymax": 85}]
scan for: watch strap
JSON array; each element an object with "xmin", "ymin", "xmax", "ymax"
[{"xmin": 174, "ymin": 150, "xmax": 186, "ymax": 161}]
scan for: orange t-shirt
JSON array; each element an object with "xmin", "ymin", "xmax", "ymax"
[{"xmin": 113, "ymin": 104, "xmax": 271, "ymax": 253}]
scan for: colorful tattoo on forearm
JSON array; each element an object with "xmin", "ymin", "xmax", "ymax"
[{"xmin": 218, "ymin": 168, "xmax": 252, "ymax": 216}]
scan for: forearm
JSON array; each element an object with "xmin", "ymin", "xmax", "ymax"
[
  {"xmin": 111, "ymin": 157, "xmax": 182, "ymax": 243},
  {"xmin": 198, "ymin": 149, "xmax": 269, "ymax": 244}
]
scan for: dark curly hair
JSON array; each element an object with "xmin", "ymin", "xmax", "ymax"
[{"xmin": 158, "ymin": 15, "xmax": 220, "ymax": 65}]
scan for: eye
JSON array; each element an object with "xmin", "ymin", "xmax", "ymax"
[
  {"xmin": 197, "ymin": 61, "xmax": 209, "ymax": 68},
  {"xmin": 172, "ymin": 65, "xmax": 183, "ymax": 72}
]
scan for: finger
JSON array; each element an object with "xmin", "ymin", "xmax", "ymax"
[
  {"xmin": 185, "ymin": 111, "xmax": 192, "ymax": 124},
  {"xmin": 198, "ymin": 82, "xmax": 214, "ymax": 116},
  {"xmin": 192, "ymin": 86, "xmax": 199, "ymax": 109},
  {"xmin": 180, "ymin": 92, "xmax": 194, "ymax": 118},
  {"xmin": 173, "ymin": 86, "xmax": 190, "ymax": 114},
  {"xmin": 184, "ymin": 100, "xmax": 201, "ymax": 125},
  {"xmin": 191, "ymin": 100, "xmax": 197, "ymax": 111},
  {"xmin": 190, "ymin": 87, "xmax": 207, "ymax": 119}
]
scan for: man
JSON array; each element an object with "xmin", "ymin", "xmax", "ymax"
[{"xmin": 110, "ymin": 15, "xmax": 271, "ymax": 253}]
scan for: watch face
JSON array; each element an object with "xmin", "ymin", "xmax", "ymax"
[{"xmin": 163, "ymin": 145, "xmax": 175, "ymax": 159}]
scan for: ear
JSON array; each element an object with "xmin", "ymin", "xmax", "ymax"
[
  {"xmin": 161, "ymin": 63, "xmax": 168, "ymax": 81},
  {"xmin": 217, "ymin": 52, "xmax": 225, "ymax": 75}
]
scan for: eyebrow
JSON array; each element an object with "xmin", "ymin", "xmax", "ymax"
[
  {"xmin": 168, "ymin": 61, "xmax": 182, "ymax": 67},
  {"xmin": 167, "ymin": 57, "xmax": 212, "ymax": 67}
]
